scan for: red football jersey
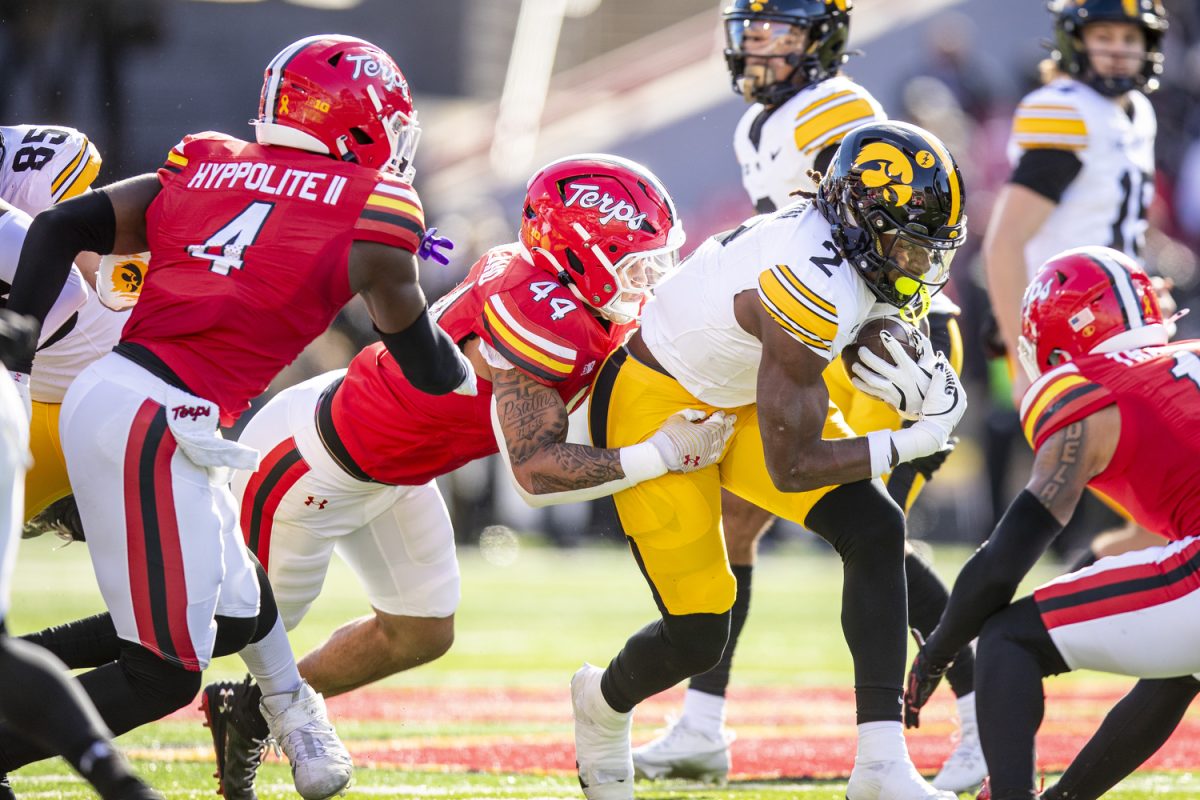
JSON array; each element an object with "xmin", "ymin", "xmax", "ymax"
[
  {"xmin": 1020, "ymin": 341, "xmax": 1200, "ymax": 540},
  {"xmin": 121, "ymin": 131, "xmax": 425, "ymax": 424},
  {"xmin": 331, "ymin": 244, "xmax": 635, "ymax": 485}
]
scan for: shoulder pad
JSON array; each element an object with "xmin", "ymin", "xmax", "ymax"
[
  {"xmin": 791, "ymin": 77, "xmax": 885, "ymax": 158},
  {"xmin": 1020, "ymin": 362, "xmax": 1114, "ymax": 449},
  {"xmin": 1012, "ymin": 86, "xmax": 1087, "ymax": 153},
  {"xmin": 353, "ymin": 176, "xmax": 425, "ymax": 253},
  {"xmin": 480, "ymin": 287, "xmax": 582, "ymax": 386},
  {"xmin": 757, "ymin": 262, "xmax": 841, "ymax": 359}
]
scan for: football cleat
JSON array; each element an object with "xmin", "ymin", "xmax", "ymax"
[
  {"xmin": 260, "ymin": 681, "xmax": 353, "ymax": 800},
  {"xmin": 571, "ymin": 663, "xmax": 634, "ymax": 800},
  {"xmin": 201, "ymin": 678, "xmax": 268, "ymax": 800},
  {"xmin": 932, "ymin": 721, "xmax": 987, "ymax": 793},
  {"xmin": 846, "ymin": 757, "xmax": 959, "ymax": 800},
  {"xmin": 632, "ymin": 715, "xmax": 734, "ymax": 782}
]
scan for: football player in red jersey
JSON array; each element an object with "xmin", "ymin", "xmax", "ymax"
[
  {"xmin": 2, "ymin": 35, "xmax": 478, "ymax": 800},
  {"xmin": 197, "ymin": 153, "xmax": 735, "ymax": 799},
  {"xmin": 904, "ymin": 246, "xmax": 1200, "ymax": 800}
]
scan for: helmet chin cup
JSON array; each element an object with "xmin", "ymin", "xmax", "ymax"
[{"xmin": 740, "ymin": 63, "xmax": 769, "ymax": 102}]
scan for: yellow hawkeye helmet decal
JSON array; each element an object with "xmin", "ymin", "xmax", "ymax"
[{"xmin": 852, "ymin": 142, "xmax": 915, "ymax": 208}]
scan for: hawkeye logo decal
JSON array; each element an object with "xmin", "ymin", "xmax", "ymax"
[{"xmin": 853, "ymin": 142, "xmax": 915, "ymax": 207}]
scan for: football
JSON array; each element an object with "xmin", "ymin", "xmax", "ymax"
[{"xmin": 841, "ymin": 316, "xmax": 923, "ymax": 379}]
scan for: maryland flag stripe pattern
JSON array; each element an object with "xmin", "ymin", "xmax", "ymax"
[
  {"xmin": 793, "ymin": 89, "xmax": 879, "ymax": 156},
  {"xmin": 1012, "ymin": 102, "xmax": 1088, "ymax": 151},
  {"xmin": 482, "ymin": 295, "xmax": 577, "ymax": 384},
  {"xmin": 355, "ymin": 180, "xmax": 425, "ymax": 253},
  {"xmin": 1020, "ymin": 364, "xmax": 1114, "ymax": 449},
  {"xmin": 160, "ymin": 147, "xmax": 188, "ymax": 176},
  {"xmin": 758, "ymin": 264, "xmax": 838, "ymax": 354},
  {"xmin": 51, "ymin": 138, "xmax": 102, "ymax": 202}
]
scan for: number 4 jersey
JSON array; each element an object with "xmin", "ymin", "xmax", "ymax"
[
  {"xmin": 121, "ymin": 131, "xmax": 426, "ymax": 423},
  {"xmin": 1020, "ymin": 341, "xmax": 1200, "ymax": 541},
  {"xmin": 327, "ymin": 243, "xmax": 636, "ymax": 486}
]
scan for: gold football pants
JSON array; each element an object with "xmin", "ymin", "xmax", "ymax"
[
  {"xmin": 589, "ymin": 349, "xmax": 854, "ymax": 616},
  {"xmin": 26, "ymin": 400, "xmax": 71, "ymax": 521}
]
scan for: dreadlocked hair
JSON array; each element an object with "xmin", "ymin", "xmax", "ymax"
[{"xmin": 788, "ymin": 168, "xmax": 825, "ymax": 201}]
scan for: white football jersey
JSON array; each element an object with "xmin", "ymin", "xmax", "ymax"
[
  {"xmin": 733, "ymin": 75, "xmax": 884, "ymax": 214},
  {"xmin": 0, "ymin": 124, "xmax": 101, "ymax": 215},
  {"xmin": 1007, "ymin": 78, "xmax": 1156, "ymax": 278},
  {"xmin": 0, "ymin": 123, "xmax": 126, "ymax": 401},
  {"xmin": 641, "ymin": 201, "xmax": 894, "ymax": 408}
]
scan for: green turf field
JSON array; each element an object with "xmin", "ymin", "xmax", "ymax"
[{"xmin": 7, "ymin": 533, "xmax": 1192, "ymax": 799}]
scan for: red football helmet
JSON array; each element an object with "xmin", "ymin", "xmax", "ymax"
[
  {"xmin": 254, "ymin": 35, "xmax": 421, "ymax": 181},
  {"xmin": 519, "ymin": 154, "xmax": 684, "ymax": 324},
  {"xmin": 1018, "ymin": 246, "xmax": 1166, "ymax": 380}
]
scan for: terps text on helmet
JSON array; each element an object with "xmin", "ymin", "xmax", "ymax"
[
  {"xmin": 563, "ymin": 182, "xmax": 647, "ymax": 230},
  {"xmin": 344, "ymin": 53, "xmax": 410, "ymax": 98}
]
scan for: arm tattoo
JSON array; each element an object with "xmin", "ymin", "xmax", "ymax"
[
  {"xmin": 492, "ymin": 369, "xmax": 624, "ymax": 492},
  {"xmin": 1032, "ymin": 420, "xmax": 1087, "ymax": 519}
]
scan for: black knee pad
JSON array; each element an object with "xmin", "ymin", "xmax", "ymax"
[
  {"xmin": 660, "ymin": 611, "xmax": 731, "ymax": 676},
  {"xmin": 246, "ymin": 549, "xmax": 279, "ymax": 645},
  {"xmin": 806, "ymin": 481, "xmax": 906, "ymax": 564},
  {"xmin": 213, "ymin": 615, "xmax": 258, "ymax": 658},
  {"xmin": 978, "ymin": 596, "xmax": 1071, "ymax": 678},
  {"xmin": 117, "ymin": 642, "xmax": 202, "ymax": 717}
]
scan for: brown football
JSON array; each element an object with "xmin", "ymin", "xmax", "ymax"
[{"xmin": 841, "ymin": 317, "xmax": 922, "ymax": 379}]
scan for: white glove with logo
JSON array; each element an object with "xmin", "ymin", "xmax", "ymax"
[
  {"xmin": 889, "ymin": 354, "xmax": 968, "ymax": 466},
  {"xmin": 96, "ymin": 252, "xmax": 150, "ymax": 311},
  {"xmin": 649, "ymin": 409, "xmax": 736, "ymax": 472},
  {"xmin": 452, "ymin": 346, "xmax": 479, "ymax": 396},
  {"xmin": 850, "ymin": 329, "xmax": 935, "ymax": 421}
]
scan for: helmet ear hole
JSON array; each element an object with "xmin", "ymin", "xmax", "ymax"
[
  {"xmin": 564, "ymin": 248, "xmax": 587, "ymax": 276},
  {"xmin": 349, "ymin": 127, "xmax": 373, "ymax": 145}
]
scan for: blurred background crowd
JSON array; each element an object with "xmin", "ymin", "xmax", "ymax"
[{"xmin": 4, "ymin": 0, "xmax": 1199, "ymax": 557}]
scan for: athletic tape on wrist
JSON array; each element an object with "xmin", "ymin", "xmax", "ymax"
[{"xmin": 620, "ymin": 441, "xmax": 670, "ymax": 484}]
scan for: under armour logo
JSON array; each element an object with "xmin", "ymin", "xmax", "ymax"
[
  {"xmin": 304, "ymin": 496, "xmax": 328, "ymax": 510},
  {"xmin": 682, "ymin": 454, "xmax": 700, "ymax": 468}
]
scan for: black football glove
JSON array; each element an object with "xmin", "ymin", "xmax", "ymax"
[
  {"xmin": 0, "ymin": 310, "xmax": 37, "ymax": 372},
  {"xmin": 904, "ymin": 628, "xmax": 951, "ymax": 729}
]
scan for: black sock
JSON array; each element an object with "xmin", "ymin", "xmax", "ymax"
[
  {"xmin": 688, "ymin": 564, "xmax": 753, "ymax": 697},
  {"xmin": 1043, "ymin": 677, "xmax": 1200, "ymax": 800},
  {"xmin": 21, "ymin": 613, "xmax": 121, "ymax": 669},
  {"xmin": 904, "ymin": 549, "xmax": 976, "ymax": 697}
]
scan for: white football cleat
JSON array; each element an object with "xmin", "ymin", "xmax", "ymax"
[
  {"xmin": 632, "ymin": 716, "xmax": 733, "ymax": 782},
  {"xmin": 931, "ymin": 721, "xmax": 987, "ymax": 793},
  {"xmin": 846, "ymin": 757, "xmax": 959, "ymax": 800},
  {"xmin": 571, "ymin": 664, "xmax": 634, "ymax": 800},
  {"xmin": 260, "ymin": 682, "xmax": 353, "ymax": 800}
]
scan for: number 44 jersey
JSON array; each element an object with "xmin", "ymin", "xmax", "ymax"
[
  {"xmin": 329, "ymin": 243, "xmax": 636, "ymax": 486},
  {"xmin": 122, "ymin": 131, "xmax": 426, "ymax": 424}
]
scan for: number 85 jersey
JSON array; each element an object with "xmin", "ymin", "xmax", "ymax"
[{"xmin": 331, "ymin": 244, "xmax": 635, "ymax": 486}]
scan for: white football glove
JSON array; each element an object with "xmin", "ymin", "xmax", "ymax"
[
  {"xmin": 451, "ymin": 345, "xmax": 479, "ymax": 396},
  {"xmin": 849, "ymin": 329, "xmax": 935, "ymax": 420},
  {"xmin": 649, "ymin": 409, "xmax": 736, "ymax": 473},
  {"xmin": 890, "ymin": 354, "xmax": 968, "ymax": 466},
  {"xmin": 96, "ymin": 252, "xmax": 150, "ymax": 311}
]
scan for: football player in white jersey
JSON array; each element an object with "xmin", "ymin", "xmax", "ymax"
[
  {"xmin": 983, "ymin": 0, "xmax": 1169, "ymax": 579},
  {"xmin": 573, "ymin": 120, "xmax": 968, "ymax": 800},
  {"xmin": 0, "ymin": 124, "xmax": 141, "ymax": 534},
  {"xmin": 633, "ymin": 1, "xmax": 983, "ymax": 791}
]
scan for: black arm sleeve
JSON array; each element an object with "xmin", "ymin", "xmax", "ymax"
[
  {"xmin": 925, "ymin": 490, "xmax": 1064, "ymax": 663},
  {"xmin": 1009, "ymin": 148, "xmax": 1083, "ymax": 203},
  {"xmin": 6, "ymin": 191, "xmax": 116, "ymax": 371},
  {"xmin": 377, "ymin": 307, "xmax": 470, "ymax": 396}
]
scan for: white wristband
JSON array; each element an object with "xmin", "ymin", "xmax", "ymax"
[
  {"xmin": 619, "ymin": 440, "xmax": 670, "ymax": 484},
  {"xmin": 865, "ymin": 430, "xmax": 894, "ymax": 479},
  {"xmin": 889, "ymin": 423, "xmax": 943, "ymax": 466}
]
